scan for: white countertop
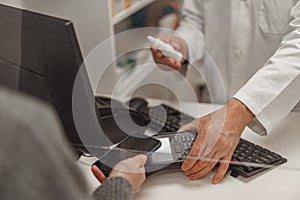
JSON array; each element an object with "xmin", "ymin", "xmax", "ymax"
[{"xmin": 77, "ymin": 101, "xmax": 300, "ymax": 200}]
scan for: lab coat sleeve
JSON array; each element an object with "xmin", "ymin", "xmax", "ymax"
[
  {"xmin": 234, "ymin": 1, "xmax": 300, "ymax": 136},
  {"xmin": 174, "ymin": 0, "xmax": 205, "ymax": 63}
]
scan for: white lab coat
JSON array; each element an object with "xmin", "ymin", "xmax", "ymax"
[{"xmin": 176, "ymin": 0, "xmax": 300, "ymax": 135}]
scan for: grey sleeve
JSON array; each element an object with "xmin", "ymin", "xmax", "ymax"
[
  {"xmin": 0, "ymin": 87, "xmax": 134, "ymax": 200},
  {"xmin": 92, "ymin": 177, "xmax": 132, "ymax": 200},
  {"xmin": 0, "ymin": 88, "xmax": 89, "ymax": 200}
]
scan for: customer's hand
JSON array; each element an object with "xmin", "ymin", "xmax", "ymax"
[
  {"xmin": 92, "ymin": 154, "xmax": 147, "ymax": 193},
  {"xmin": 180, "ymin": 99, "xmax": 254, "ymax": 184},
  {"xmin": 151, "ymin": 36, "xmax": 188, "ymax": 70},
  {"xmin": 91, "ymin": 165, "xmax": 107, "ymax": 183}
]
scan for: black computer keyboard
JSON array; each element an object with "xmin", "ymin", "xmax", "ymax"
[
  {"xmin": 140, "ymin": 104, "xmax": 195, "ymax": 133},
  {"xmin": 169, "ymin": 131, "xmax": 287, "ymax": 178},
  {"xmin": 145, "ymin": 104, "xmax": 287, "ymax": 178},
  {"xmin": 229, "ymin": 138, "xmax": 287, "ymax": 178}
]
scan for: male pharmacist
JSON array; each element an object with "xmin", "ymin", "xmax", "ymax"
[{"xmin": 151, "ymin": 0, "xmax": 300, "ymax": 184}]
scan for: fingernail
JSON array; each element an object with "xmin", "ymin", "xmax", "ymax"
[{"xmin": 213, "ymin": 179, "xmax": 220, "ymax": 184}]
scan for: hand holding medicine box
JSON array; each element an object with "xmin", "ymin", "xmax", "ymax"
[{"xmin": 147, "ymin": 35, "xmax": 183, "ymax": 62}]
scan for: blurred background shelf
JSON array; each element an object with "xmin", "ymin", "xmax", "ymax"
[
  {"xmin": 97, "ymin": 0, "xmax": 203, "ymax": 102},
  {"xmin": 112, "ymin": 0, "xmax": 156, "ymax": 25}
]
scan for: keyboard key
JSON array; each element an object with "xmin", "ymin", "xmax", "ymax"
[
  {"xmin": 259, "ymin": 151, "xmax": 277, "ymax": 162},
  {"xmin": 244, "ymin": 166, "xmax": 254, "ymax": 172},
  {"xmin": 174, "ymin": 144, "xmax": 183, "ymax": 153},
  {"xmin": 174, "ymin": 135, "xmax": 178, "ymax": 142}
]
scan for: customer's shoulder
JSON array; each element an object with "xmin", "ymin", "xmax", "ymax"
[{"xmin": 0, "ymin": 87, "xmax": 63, "ymax": 141}]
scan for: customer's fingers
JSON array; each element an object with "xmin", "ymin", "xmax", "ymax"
[
  {"xmin": 132, "ymin": 154, "xmax": 148, "ymax": 167},
  {"xmin": 91, "ymin": 165, "xmax": 106, "ymax": 183}
]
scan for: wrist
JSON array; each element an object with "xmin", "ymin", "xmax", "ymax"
[
  {"xmin": 228, "ymin": 98, "xmax": 255, "ymax": 125},
  {"xmin": 103, "ymin": 176, "xmax": 133, "ymax": 194}
]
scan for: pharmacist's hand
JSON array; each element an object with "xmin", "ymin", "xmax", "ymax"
[
  {"xmin": 180, "ymin": 99, "xmax": 254, "ymax": 184},
  {"xmin": 151, "ymin": 36, "xmax": 188, "ymax": 70}
]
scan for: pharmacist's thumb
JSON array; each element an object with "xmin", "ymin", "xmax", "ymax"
[{"xmin": 170, "ymin": 40, "xmax": 181, "ymax": 51}]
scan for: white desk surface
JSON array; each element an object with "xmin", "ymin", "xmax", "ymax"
[{"xmin": 77, "ymin": 101, "xmax": 300, "ymax": 200}]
